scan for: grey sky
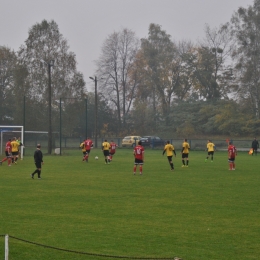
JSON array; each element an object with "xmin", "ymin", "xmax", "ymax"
[{"xmin": 0, "ymin": 0, "xmax": 253, "ymax": 90}]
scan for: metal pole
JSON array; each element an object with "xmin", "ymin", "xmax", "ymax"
[
  {"xmin": 60, "ymin": 97, "xmax": 62, "ymax": 156},
  {"xmin": 23, "ymin": 95, "xmax": 26, "ymax": 156},
  {"xmin": 94, "ymin": 76, "xmax": 98, "ymax": 148},
  {"xmin": 48, "ymin": 63, "xmax": 52, "ymax": 154},
  {"xmin": 85, "ymin": 98, "xmax": 88, "ymax": 138}
]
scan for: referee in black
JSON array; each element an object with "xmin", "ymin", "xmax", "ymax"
[{"xmin": 31, "ymin": 144, "xmax": 43, "ymax": 179}]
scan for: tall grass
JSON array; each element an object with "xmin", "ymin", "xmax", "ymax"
[{"xmin": 0, "ymin": 149, "xmax": 259, "ymax": 260}]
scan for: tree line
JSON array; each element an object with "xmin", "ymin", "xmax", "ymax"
[{"xmin": 1, "ymin": 0, "xmax": 260, "ymax": 138}]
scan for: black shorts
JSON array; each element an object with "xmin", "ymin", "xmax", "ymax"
[
  {"xmin": 5, "ymin": 151, "xmax": 11, "ymax": 157},
  {"xmin": 86, "ymin": 149, "xmax": 91, "ymax": 154},
  {"xmin": 103, "ymin": 150, "xmax": 109, "ymax": 156},
  {"xmin": 134, "ymin": 159, "xmax": 143, "ymax": 165},
  {"xmin": 12, "ymin": 151, "xmax": 18, "ymax": 156},
  {"xmin": 82, "ymin": 151, "xmax": 86, "ymax": 156},
  {"xmin": 208, "ymin": 151, "xmax": 214, "ymax": 156},
  {"xmin": 182, "ymin": 153, "xmax": 189, "ymax": 159},
  {"xmin": 35, "ymin": 162, "xmax": 42, "ymax": 169},
  {"xmin": 228, "ymin": 158, "xmax": 235, "ymax": 162},
  {"xmin": 167, "ymin": 156, "xmax": 173, "ymax": 162}
]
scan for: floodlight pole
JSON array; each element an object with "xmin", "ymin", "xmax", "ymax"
[
  {"xmin": 85, "ymin": 98, "xmax": 88, "ymax": 138},
  {"xmin": 59, "ymin": 97, "xmax": 62, "ymax": 156},
  {"xmin": 23, "ymin": 96, "xmax": 26, "ymax": 156},
  {"xmin": 42, "ymin": 59, "xmax": 54, "ymax": 154},
  {"xmin": 89, "ymin": 76, "xmax": 98, "ymax": 148}
]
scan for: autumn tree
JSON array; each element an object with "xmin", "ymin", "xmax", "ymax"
[
  {"xmin": 230, "ymin": 0, "xmax": 260, "ymax": 121},
  {"xmin": 140, "ymin": 24, "xmax": 176, "ymax": 122},
  {"xmin": 188, "ymin": 24, "xmax": 233, "ymax": 101}
]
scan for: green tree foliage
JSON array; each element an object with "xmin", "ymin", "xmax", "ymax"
[
  {"xmin": 140, "ymin": 24, "xmax": 177, "ymax": 120},
  {"xmin": 0, "ymin": 46, "xmax": 18, "ymax": 124},
  {"xmin": 164, "ymin": 99, "xmax": 255, "ymax": 137},
  {"xmin": 16, "ymin": 20, "xmax": 86, "ymax": 134},
  {"xmin": 231, "ymin": 0, "xmax": 260, "ymax": 120}
]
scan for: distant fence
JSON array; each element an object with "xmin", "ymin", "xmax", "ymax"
[{"xmin": 0, "ymin": 135, "xmax": 254, "ymax": 156}]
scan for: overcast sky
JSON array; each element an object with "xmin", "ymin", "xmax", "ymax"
[{"xmin": 0, "ymin": 0, "xmax": 253, "ymax": 90}]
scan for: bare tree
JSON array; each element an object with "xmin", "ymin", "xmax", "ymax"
[{"xmin": 96, "ymin": 28, "xmax": 139, "ymax": 132}]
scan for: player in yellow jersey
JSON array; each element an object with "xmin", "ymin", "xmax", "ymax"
[
  {"xmin": 163, "ymin": 141, "xmax": 176, "ymax": 171},
  {"xmin": 11, "ymin": 137, "xmax": 19, "ymax": 164},
  {"xmin": 102, "ymin": 139, "xmax": 111, "ymax": 164},
  {"xmin": 181, "ymin": 139, "xmax": 190, "ymax": 167},
  {"xmin": 79, "ymin": 140, "xmax": 87, "ymax": 162},
  {"xmin": 205, "ymin": 140, "xmax": 215, "ymax": 162}
]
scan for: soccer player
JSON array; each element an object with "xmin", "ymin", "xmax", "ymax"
[
  {"xmin": 0, "ymin": 139, "xmax": 12, "ymax": 166},
  {"xmin": 11, "ymin": 137, "xmax": 19, "ymax": 164},
  {"xmin": 205, "ymin": 140, "xmax": 215, "ymax": 162},
  {"xmin": 109, "ymin": 140, "xmax": 118, "ymax": 161},
  {"xmin": 79, "ymin": 140, "xmax": 87, "ymax": 162},
  {"xmin": 181, "ymin": 139, "xmax": 190, "ymax": 167},
  {"xmin": 31, "ymin": 144, "xmax": 44, "ymax": 179},
  {"xmin": 163, "ymin": 141, "xmax": 176, "ymax": 171},
  {"xmin": 228, "ymin": 141, "xmax": 237, "ymax": 170},
  {"xmin": 102, "ymin": 139, "xmax": 111, "ymax": 164},
  {"xmin": 251, "ymin": 137, "xmax": 259, "ymax": 156},
  {"xmin": 133, "ymin": 141, "xmax": 144, "ymax": 175},
  {"xmin": 84, "ymin": 137, "xmax": 93, "ymax": 162}
]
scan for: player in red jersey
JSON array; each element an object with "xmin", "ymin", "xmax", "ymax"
[
  {"xmin": 0, "ymin": 139, "xmax": 12, "ymax": 166},
  {"xmin": 228, "ymin": 141, "xmax": 237, "ymax": 170},
  {"xmin": 133, "ymin": 141, "xmax": 144, "ymax": 175},
  {"xmin": 109, "ymin": 140, "xmax": 118, "ymax": 161},
  {"xmin": 83, "ymin": 137, "xmax": 93, "ymax": 162}
]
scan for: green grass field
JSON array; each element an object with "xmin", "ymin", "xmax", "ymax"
[{"xmin": 0, "ymin": 149, "xmax": 260, "ymax": 260}]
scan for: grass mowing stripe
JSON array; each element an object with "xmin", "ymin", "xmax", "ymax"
[{"xmin": 0, "ymin": 149, "xmax": 260, "ymax": 260}]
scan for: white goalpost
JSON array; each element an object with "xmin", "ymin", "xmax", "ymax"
[{"xmin": 0, "ymin": 126, "xmax": 24, "ymax": 159}]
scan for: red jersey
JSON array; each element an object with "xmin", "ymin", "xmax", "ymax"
[
  {"xmin": 84, "ymin": 139, "xmax": 93, "ymax": 150},
  {"xmin": 110, "ymin": 142, "xmax": 117, "ymax": 153},
  {"xmin": 228, "ymin": 145, "xmax": 236, "ymax": 158},
  {"xmin": 5, "ymin": 141, "xmax": 11, "ymax": 153},
  {"xmin": 134, "ymin": 145, "xmax": 144, "ymax": 160}
]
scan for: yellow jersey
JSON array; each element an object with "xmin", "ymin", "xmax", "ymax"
[
  {"xmin": 182, "ymin": 141, "xmax": 190, "ymax": 154},
  {"xmin": 102, "ymin": 141, "xmax": 111, "ymax": 151},
  {"xmin": 11, "ymin": 140, "xmax": 19, "ymax": 152},
  {"xmin": 163, "ymin": 143, "xmax": 175, "ymax": 156},
  {"xmin": 207, "ymin": 142, "xmax": 215, "ymax": 152},
  {"xmin": 80, "ymin": 142, "xmax": 86, "ymax": 152}
]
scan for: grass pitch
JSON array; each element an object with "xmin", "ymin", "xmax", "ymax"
[{"xmin": 0, "ymin": 149, "xmax": 260, "ymax": 260}]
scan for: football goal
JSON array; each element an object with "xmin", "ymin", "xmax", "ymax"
[{"xmin": 0, "ymin": 125, "xmax": 24, "ymax": 159}]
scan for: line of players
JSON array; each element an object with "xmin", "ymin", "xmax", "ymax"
[
  {"xmin": 0, "ymin": 137, "xmax": 24, "ymax": 166},
  {"xmin": 163, "ymin": 139, "xmax": 237, "ymax": 171},
  {"xmin": 78, "ymin": 138, "xmax": 238, "ymax": 173},
  {"xmin": 79, "ymin": 138, "xmax": 118, "ymax": 164}
]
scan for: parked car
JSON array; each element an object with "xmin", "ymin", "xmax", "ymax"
[
  {"xmin": 140, "ymin": 136, "xmax": 165, "ymax": 147},
  {"xmin": 122, "ymin": 136, "xmax": 141, "ymax": 147}
]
